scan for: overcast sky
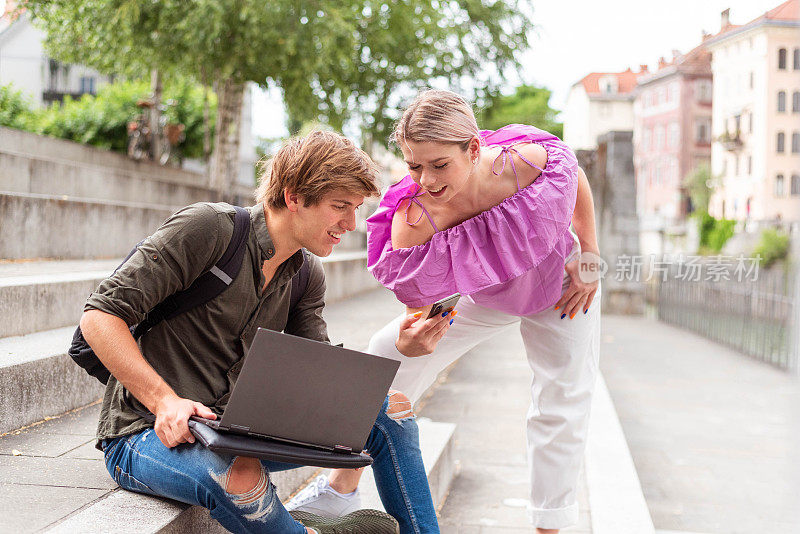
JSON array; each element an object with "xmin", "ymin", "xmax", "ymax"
[
  {"xmin": 521, "ymin": 0, "xmax": 782, "ymax": 110},
  {"xmin": 253, "ymin": 0, "xmax": 783, "ymax": 139}
]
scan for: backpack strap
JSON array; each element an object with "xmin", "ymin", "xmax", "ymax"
[
  {"xmin": 289, "ymin": 249, "xmax": 310, "ymax": 314},
  {"xmin": 132, "ymin": 206, "xmax": 251, "ymax": 339}
]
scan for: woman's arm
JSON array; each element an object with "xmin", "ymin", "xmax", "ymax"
[
  {"xmin": 572, "ymin": 167, "xmax": 599, "ymax": 254},
  {"xmin": 555, "ymin": 166, "xmax": 601, "ymax": 318},
  {"xmin": 389, "ymin": 200, "xmax": 454, "ymax": 356}
]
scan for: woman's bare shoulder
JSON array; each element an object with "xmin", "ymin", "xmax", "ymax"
[
  {"xmin": 391, "ymin": 198, "xmax": 436, "ymax": 250},
  {"xmin": 513, "ymin": 143, "xmax": 548, "ymax": 189}
]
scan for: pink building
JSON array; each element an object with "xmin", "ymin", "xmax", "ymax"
[
  {"xmin": 634, "ymin": 46, "xmax": 713, "ymax": 222},
  {"xmin": 633, "ymin": 44, "xmax": 713, "ymax": 253}
]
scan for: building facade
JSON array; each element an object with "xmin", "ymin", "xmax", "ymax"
[
  {"xmin": 633, "ymin": 46, "xmax": 713, "ymax": 253},
  {"xmin": 0, "ymin": 9, "xmax": 109, "ymax": 106},
  {"xmin": 563, "ymin": 68, "xmax": 643, "ymax": 151},
  {"xmin": 705, "ymin": 1, "xmax": 800, "ymax": 229}
]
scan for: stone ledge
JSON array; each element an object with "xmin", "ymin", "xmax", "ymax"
[
  {"xmin": 0, "ymin": 273, "xmax": 110, "ymax": 338},
  {"xmin": 585, "ymin": 373, "xmax": 654, "ymax": 534},
  {"xmin": 45, "ymin": 467, "xmax": 318, "ymax": 534},
  {"xmin": 0, "ymin": 192, "xmax": 176, "ymax": 260},
  {"xmin": 44, "ymin": 420, "xmax": 456, "ymax": 533},
  {"xmin": 358, "ymin": 418, "xmax": 457, "ymax": 512},
  {"xmin": 0, "ymin": 327, "xmax": 103, "ymax": 434}
]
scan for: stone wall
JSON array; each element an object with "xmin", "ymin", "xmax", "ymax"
[{"xmin": 579, "ymin": 131, "xmax": 644, "ymax": 314}]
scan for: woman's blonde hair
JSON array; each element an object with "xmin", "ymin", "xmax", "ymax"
[
  {"xmin": 391, "ymin": 89, "xmax": 481, "ymax": 151},
  {"xmin": 255, "ymin": 131, "xmax": 380, "ymax": 209}
]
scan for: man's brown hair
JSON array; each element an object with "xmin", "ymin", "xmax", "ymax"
[{"xmin": 255, "ymin": 131, "xmax": 380, "ymax": 208}]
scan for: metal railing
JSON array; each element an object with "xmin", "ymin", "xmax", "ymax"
[{"xmin": 649, "ymin": 262, "xmax": 798, "ymax": 372}]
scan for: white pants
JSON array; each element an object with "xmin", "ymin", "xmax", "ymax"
[{"xmin": 367, "ymin": 291, "xmax": 601, "ymax": 529}]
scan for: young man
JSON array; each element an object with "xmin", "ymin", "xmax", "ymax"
[{"xmin": 80, "ymin": 131, "xmax": 444, "ymax": 533}]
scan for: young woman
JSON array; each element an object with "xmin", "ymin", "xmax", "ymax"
[{"xmin": 288, "ymin": 90, "xmax": 601, "ymax": 533}]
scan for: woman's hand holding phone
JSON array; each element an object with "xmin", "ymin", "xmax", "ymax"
[{"xmin": 395, "ymin": 293, "xmax": 460, "ymax": 358}]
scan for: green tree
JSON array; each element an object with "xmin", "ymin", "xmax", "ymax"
[
  {"xmin": 477, "ymin": 85, "xmax": 563, "ymax": 138},
  {"xmin": 697, "ymin": 212, "xmax": 736, "ymax": 254},
  {"xmin": 683, "ymin": 163, "xmax": 714, "ymax": 215},
  {"xmin": 279, "ymin": 1, "xmax": 532, "ymax": 147},
  {"xmin": 753, "ymin": 228, "xmax": 790, "ymax": 268},
  {"xmin": 22, "ymin": 0, "xmax": 530, "ymax": 196},
  {"xmin": 0, "ymin": 84, "xmax": 34, "ymax": 130}
]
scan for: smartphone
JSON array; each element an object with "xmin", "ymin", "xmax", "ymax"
[{"xmin": 426, "ymin": 292, "xmax": 461, "ymax": 319}]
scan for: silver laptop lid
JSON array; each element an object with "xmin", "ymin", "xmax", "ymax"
[{"xmin": 221, "ymin": 328, "xmax": 400, "ymax": 452}]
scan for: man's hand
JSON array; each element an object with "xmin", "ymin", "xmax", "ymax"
[
  {"xmin": 555, "ymin": 258, "xmax": 599, "ymax": 319},
  {"xmin": 153, "ymin": 395, "xmax": 217, "ymax": 448},
  {"xmin": 395, "ymin": 309, "xmax": 455, "ymax": 358}
]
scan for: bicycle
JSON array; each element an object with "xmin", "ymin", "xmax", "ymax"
[{"xmin": 127, "ymin": 99, "xmax": 185, "ymax": 165}]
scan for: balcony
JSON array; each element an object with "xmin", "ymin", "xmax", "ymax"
[{"xmin": 717, "ymin": 130, "xmax": 743, "ymax": 152}]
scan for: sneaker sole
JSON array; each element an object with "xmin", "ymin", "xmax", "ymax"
[{"xmin": 290, "ymin": 509, "xmax": 400, "ymax": 534}]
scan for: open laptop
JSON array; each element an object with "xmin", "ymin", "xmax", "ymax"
[{"xmin": 188, "ymin": 327, "xmax": 400, "ymax": 464}]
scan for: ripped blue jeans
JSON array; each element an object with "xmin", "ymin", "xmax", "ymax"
[{"xmin": 102, "ymin": 395, "xmax": 439, "ymax": 533}]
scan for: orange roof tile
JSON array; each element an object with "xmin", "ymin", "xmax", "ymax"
[
  {"xmin": 580, "ymin": 68, "xmax": 640, "ymax": 95},
  {"xmin": 764, "ymin": 0, "xmax": 799, "ymax": 21},
  {"xmin": 706, "ymin": 0, "xmax": 798, "ymax": 46}
]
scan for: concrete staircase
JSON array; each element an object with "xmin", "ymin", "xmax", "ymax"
[{"xmin": 0, "ymin": 130, "xmax": 457, "ymax": 532}]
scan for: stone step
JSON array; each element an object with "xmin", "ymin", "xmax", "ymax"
[
  {"xmin": 0, "ymin": 326, "xmax": 103, "ymax": 434},
  {"xmin": 1, "ymin": 126, "xmax": 250, "ymax": 208},
  {"xmin": 16, "ymin": 407, "xmax": 456, "ymax": 533},
  {"xmin": 0, "ymin": 191, "xmax": 178, "ymax": 260},
  {"xmin": 0, "ymin": 251, "xmax": 376, "ymax": 340},
  {"xmin": 0, "ymin": 402, "xmax": 316, "ymax": 534},
  {"xmin": 0, "ymin": 259, "xmax": 121, "ymax": 338},
  {"xmin": 0, "ymin": 251, "xmax": 377, "ymax": 434},
  {"xmin": 0, "ymin": 190, "xmax": 368, "ymax": 261},
  {"xmin": 353, "ymin": 418, "xmax": 457, "ymax": 512}
]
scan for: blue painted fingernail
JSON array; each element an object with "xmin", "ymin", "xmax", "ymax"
[
  {"xmin": 561, "ymin": 313, "xmax": 566, "ymax": 319},
  {"xmin": 584, "ymin": 309, "xmax": 588, "ymax": 314},
  {"xmin": 441, "ymin": 312, "xmax": 447, "ymax": 317},
  {"xmin": 449, "ymin": 319, "xmax": 454, "ymax": 325}
]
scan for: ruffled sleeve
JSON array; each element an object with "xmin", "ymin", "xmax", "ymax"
[{"xmin": 366, "ymin": 124, "xmax": 578, "ymax": 308}]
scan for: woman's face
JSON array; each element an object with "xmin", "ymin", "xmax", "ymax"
[{"xmin": 399, "ymin": 138, "xmax": 479, "ymax": 203}]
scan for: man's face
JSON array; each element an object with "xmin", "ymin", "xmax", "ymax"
[{"xmin": 294, "ymin": 189, "xmax": 365, "ymax": 257}]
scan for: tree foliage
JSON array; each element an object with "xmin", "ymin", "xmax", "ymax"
[
  {"xmin": 278, "ymin": 0, "xmax": 532, "ymax": 143},
  {"xmin": 477, "ymin": 85, "xmax": 563, "ymax": 138},
  {"xmin": 23, "ymin": 0, "xmax": 530, "ymax": 141},
  {"xmin": 0, "ymin": 84, "xmax": 34, "ymax": 130},
  {"xmin": 683, "ymin": 163, "xmax": 714, "ymax": 215},
  {"xmin": 697, "ymin": 211, "xmax": 736, "ymax": 254},
  {"xmin": 753, "ymin": 228, "xmax": 790, "ymax": 268}
]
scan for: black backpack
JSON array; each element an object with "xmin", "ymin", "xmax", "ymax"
[{"xmin": 69, "ymin": 206, "xmax": 310, "ymax": 384}]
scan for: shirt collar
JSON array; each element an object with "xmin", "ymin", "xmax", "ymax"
[
  {"xmin": 251, "ymin": 203, "xmax": 305, "ymax": 277},
  {"xmin": 250, "ymin": 203, "xmax": 275, "ymax": 261}
]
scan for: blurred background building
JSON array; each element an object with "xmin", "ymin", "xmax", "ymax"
[
  {"xmin": 705, "ymin": 2, "xmax": 800, "ymax": 230},
  {"xmin": 633, "ymin": 43, "xmax": 712, "ymax": 255},
  {"xmin": 563, "ymin": 68, "xmax": 642, "ymax": 150},
  {"xmin": 0, "ymin": 10, "xmax": 110, "ymax": 106},
  {"xmin": 564, "ymin": 0, "xmax": 799, "ymax": 258}
]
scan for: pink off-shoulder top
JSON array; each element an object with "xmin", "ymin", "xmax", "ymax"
[{"xmin": 366, "ymin": 124, "xmax": 579, "ymax": 316}]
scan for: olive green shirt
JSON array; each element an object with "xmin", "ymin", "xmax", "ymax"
[{"xmin": 85, "ymin": 202, "xmax": 329, "ymax": 443}]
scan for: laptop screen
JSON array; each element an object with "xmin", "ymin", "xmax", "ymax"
[{"xmin": 220, "ymin": 328, "xmax": 400, "ymax": 452}]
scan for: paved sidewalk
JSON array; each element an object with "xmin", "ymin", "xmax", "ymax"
[
  {"xmin": 418, "ymin": 321, "xmax": 592, "ymax": 533},
  {"xmin": 600, "ymin": 315, "xmax": 800, "ymax": 534}
]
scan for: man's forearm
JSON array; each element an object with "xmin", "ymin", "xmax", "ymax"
[
  {"xmin": 572, "ymin": 168, "xmax": 599, "ymax": 254},
  {"xmin": 80, "ymin": 309, "xmax": 177, "ymax": 412}
]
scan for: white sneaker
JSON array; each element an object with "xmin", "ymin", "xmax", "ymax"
[{"xmin": 285, "ymin": 475, "xmax": 362, "ymax": 518}]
